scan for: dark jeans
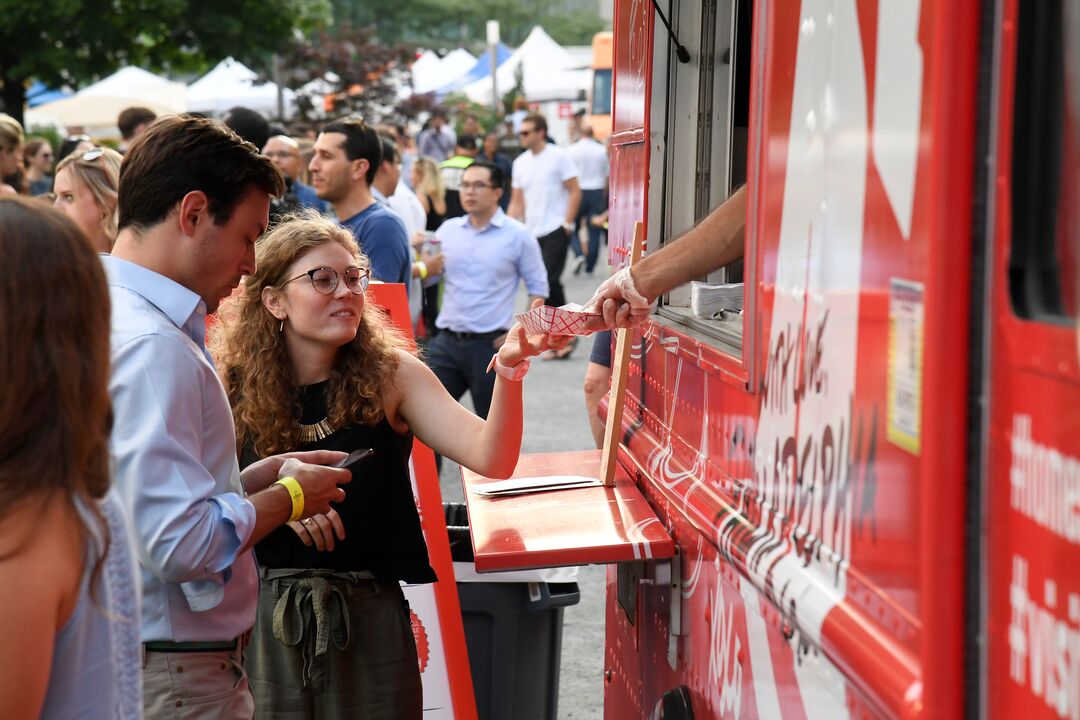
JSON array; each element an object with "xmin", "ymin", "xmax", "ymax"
[
  {"xmin": 538, "ymin": 227, "xmax": 570, "ymax": 308},
  {"xmin": 572, "ymin": 189, "xmax": 608, "ymax": 273},
  {"xmin": 425, "ymin": 330, "xmax": 504, "ymax": 419},
  {"xmin": 421, "ymin": 284, "xmax": 440, "ymax": 338}
]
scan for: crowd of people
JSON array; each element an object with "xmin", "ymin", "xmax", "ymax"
[
  {"xmin": 0, "ymin": 84, "xmax": 757, "ymax": 716},
  {"xmin": 0, "ymin": 99, "xmax": 614, "ymax": 719}
]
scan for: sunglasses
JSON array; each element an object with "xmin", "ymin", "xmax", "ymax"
[{"xmin": 83, "ymin": 148, "xmax": 104, "ymax": 161}]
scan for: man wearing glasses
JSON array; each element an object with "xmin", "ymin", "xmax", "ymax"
[
  {"xmin": 507, "ymin": 113, "xmax": 581, "ymax": 322},
  {"xmin": 104, "ymin": 115, "xmax": 352, "ymax": 717},
  {"xmin": 262, "ymin": 134, "xmax": 329, "ymax": 223},
  {"xmin": 426, "ymin": 161, "xmax": 548, "ymax": 419}
]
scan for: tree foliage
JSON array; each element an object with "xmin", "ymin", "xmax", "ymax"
[
  {"xmin": 0, "ymin": 0, "xmax": 330, "ymax": 125},
  {"xmin": 278, "ymin": 23, "xmax": 427, "ymax": 125},
  {"xmin": 329, "ymin": 0, "xmax": 607, "ymax": 49}
]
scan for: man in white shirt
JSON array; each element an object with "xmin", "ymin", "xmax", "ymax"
[
  {"xmin": 566, "ymin": 126, "xmax": 610, "ymax": 275},
  {"xmin": 372, "ymin": 133, "xmax": 441, "ymax": 324},
  {"xmin": 507, "ymin": 113, "xmax": 581, "ymax": 310}
]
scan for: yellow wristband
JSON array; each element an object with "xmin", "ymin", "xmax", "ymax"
[
  {"xmin": 416, "ymin": 260, "xmax": 429, "ymax": 280},
  {"xmin": 274, "ymin": 476, "xmax": 304, "ymax": 522}
]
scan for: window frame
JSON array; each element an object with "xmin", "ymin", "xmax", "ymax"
[{"xmin": 646, "ymin": 0, "xmax": 762, "ymax": 384}]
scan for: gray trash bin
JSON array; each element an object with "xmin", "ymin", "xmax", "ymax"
[{"xmin": 445, "ymin": 503, "xmax": 581, "ymax": 720}]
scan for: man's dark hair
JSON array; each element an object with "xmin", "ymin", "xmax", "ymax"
[
  {"xmin": 118, "ymin": 115, "xmax": 284, "ymax": 232},
  {"xmin": 377, "ymin": 134, "xmax": 400, "ymax": 165},
  {"xmin": 117, "ymin": 107, "xmax": 157, "ymax": 140},
  {"xmin": 321, "ymin": 119, "xmax": 382, "ymax": 187},
  {"xmin": 222, "ymin": 106, "xmax": 270, "ymax": 151},
  {"xmin": 456, "ymin": 134, "xmax": 478, "ymax": 153},
  {"xmin": 466, "ymin": 160, "xmax": 503, "ymax": 190},
  {"xmin": 523, "ymin": 112, "xmax": 548, "ymax": 137}
]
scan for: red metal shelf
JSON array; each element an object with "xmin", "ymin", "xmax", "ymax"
[{"xmin": 461, "ymin": 449, "xmax": 675, "ymax": 572}]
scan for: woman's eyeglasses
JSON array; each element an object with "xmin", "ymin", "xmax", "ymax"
[{"xmin": 282, "ymin": 266, "xmax": 370, "ymax": 295}]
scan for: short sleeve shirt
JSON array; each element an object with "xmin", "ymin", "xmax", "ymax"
[
  {"xmin": 511, "ymin": 144, "xmax": 578, "ymax": 237},
  {"xmin": 340, "ymin": 202, "xmax": 412, "ymax": 290}
]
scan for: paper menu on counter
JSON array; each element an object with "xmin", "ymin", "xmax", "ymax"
[{"xmin": 469, "ymin": 475, "xmax": 604, "ymax": 497}]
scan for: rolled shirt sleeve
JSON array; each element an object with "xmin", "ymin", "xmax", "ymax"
[
  {"xmin": 519, "ymin": 231, "xmax": 550, "ymax": 299},
  {"xmin": 110, "ymin": 332, "xmax": 255, "ymax": 610}
]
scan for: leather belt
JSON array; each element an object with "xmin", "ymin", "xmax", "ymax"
[
  {"xmin": 441, "ymin": 328, "xmax": 507, "ymax": 341},
  {"xmin": 143, "ymin": 638, "xmax": 238, "ymax": 653}
]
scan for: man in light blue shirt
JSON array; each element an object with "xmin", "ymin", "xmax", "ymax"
[
  {"xmin": 106, "ymin": 115, "xmax": 352, "ymax": 718},
  {"xmin": 427, "ymin": 161, "xmax": 548, "ymax": 418}
]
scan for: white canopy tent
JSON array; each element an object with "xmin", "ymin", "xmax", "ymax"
[
  {"xmin": 410, "ymin": 48, "xmax": 477, "ymax": 95},
  {"xmin": 24, "ymin": 95, "xmax": 180, "ymax": 138},
  {"xmin": 77, "ymin": 66, "xmax": 188, "ymax": 111},
  {"xmin": 459, "ymin": 26, "xmax": 589, "ymax": 104},
  {"xmin": 26, "ymin": 66, "xmax": 187, "ymax": 137},
  {"xmin": 186, "ymin": 57, "xmax": 294, "ymax": 118}
]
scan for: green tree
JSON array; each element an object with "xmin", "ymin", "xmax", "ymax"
[
  {"xmin": 0, "ymin": 0, "xmax": 330, "ymax": 126},
  {"xmin": 329, "ymin": 0, "xmax": 606, "ymax": 50}
]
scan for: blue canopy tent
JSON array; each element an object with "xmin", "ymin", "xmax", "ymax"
[
  {"xmin": 435, "ymin": 43, "xmax": 513, "ymax": 97},
  {"xmin": 26, "ymin": 81, "xmax": 71, "ymax": 108}
]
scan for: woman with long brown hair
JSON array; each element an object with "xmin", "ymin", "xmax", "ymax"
[
  {"xmin": 0, "ymin": 197, "xmax": 141, "ymax": 718},
  {"xmin": 211, "ymin": 211, "xmax": 565, "ymax": 718}
]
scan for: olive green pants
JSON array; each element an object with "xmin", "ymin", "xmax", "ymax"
[{"xmin": 246, "ymin": 568, "xmax": 423, "ymax": 720}]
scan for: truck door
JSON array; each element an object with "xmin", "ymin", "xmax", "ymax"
[{"xmin": 983, "ymin": 1, "xmax": 1080, "ymax": 717}]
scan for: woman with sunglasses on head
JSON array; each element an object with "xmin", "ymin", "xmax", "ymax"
[
  {"xmin": 0, "ymin": 197, "xmax": 141, "ymax": 719},
  {"xmin": 210, "ymin": 211, "xmax": 566, "ymax": 718},
  {"xmin": 53, "ymin": 146, "xmax": 122, "ymax": 253}
]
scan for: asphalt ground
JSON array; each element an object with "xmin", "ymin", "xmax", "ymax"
[{"xmin": 436, "ymin": 248, "xmax": 610, "ymax": 720}]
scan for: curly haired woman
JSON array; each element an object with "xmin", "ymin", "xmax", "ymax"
[{"xmin": 210, "ymin": 211, "xmax": 566, "ymax": 718}]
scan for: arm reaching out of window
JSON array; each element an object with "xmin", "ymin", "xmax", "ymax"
[{"xmin": 585, "ymin": 185, "xmax": 747, "ymax": 328}]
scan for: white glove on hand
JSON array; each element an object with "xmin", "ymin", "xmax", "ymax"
[{"xmin": 583, "ymin": 266, "xmax": 656, "ymax": 330}]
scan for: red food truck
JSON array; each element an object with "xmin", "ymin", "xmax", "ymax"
[{"xmin": 462, "ymin": 0, "xmax": 1080, "ymax": 716}]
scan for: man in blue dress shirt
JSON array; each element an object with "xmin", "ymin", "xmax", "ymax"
[
  {"xmin": 426, "ymin": 161, "xmax": 549, "ymax": 419},
  {"xmin": 105, "ymin": 115, "xmax": 352, "ymax": 718},
  {"xmin": 309, "ymin": 118, "xmax": 412, "ymax": 291}
]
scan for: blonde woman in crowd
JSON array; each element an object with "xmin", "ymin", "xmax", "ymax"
[
  {"xmin": 411, "ymin": 157, "xmax": 448, "ymax": 335},
  {"xmin": 53, "ymin": 146, "xmax": 122, "ymax": 253},
  {"xmin": 211, "ymin": 212, "xmax": 565, "ymax": 718},
  {"xmin": 411, "ymin": 156, "xmax": 447, "ymax": 228},
  {"xmin": 0, "ymin": 114, "xmax": 25, "ymax": 195}
]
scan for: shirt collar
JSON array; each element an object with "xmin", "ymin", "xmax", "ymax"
[
  {"xmin": 465, "ymin": 207, "xmax": 507, "ymax": 232},
  {"xmin": 372, "ymin": 186, "xmax": 388, "ymax": 204},
  {"xmin": 102, "ymin": 255, "xmax": 207, "ymax": 340}
]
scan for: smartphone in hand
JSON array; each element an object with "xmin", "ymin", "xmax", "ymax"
[{"xmin": 332, "ymin": 448, "xmax": 374, "ymax": 469}]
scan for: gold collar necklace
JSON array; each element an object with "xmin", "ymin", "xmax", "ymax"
[{"xmin": 299, "ymin": 418, "xmax": 335, "ymax": 443}]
